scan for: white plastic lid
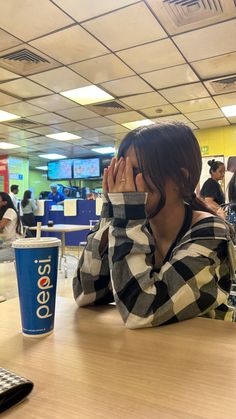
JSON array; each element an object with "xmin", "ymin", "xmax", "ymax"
[{"xmin": 12, "ymin": 237, "xmax": 61, "ymax": 249}]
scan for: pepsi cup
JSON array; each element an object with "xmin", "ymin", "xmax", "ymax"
[{"xmin": 12, "ymin": 237, "xmax": 61, "ymax": 337}]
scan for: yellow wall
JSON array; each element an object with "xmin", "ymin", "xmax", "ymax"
[{"xmin": 195, "ymin": 125, "xmax": 236, "ymax": 156}]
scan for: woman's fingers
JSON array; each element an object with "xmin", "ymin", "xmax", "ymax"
[
  {"xmin": 102, "ymin": 168, "xmax": 108, "ymax": 192},
  {"xmin": 125, "ymin": 157, "xmax": 136, "ymax": 191},
  {"xmin": 135, "ymin": 173, "xmax": 146, "ymax": 192}
]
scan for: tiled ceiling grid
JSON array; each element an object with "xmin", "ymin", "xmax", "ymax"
[{"xmin": 0, "ymin": 0, "xmax": 235, "ymax": 169}]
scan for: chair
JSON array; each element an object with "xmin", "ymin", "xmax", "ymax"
[{"xmin": 78, "ymin": 220, "xmax": 98, "ymax": 256}]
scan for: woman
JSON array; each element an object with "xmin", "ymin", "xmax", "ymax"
[
  {"xmin": 73, "ymin": 123, "xmax": 235, "ymax": 329},
  {"xmin": 0, "ymin": 192, "xmax": 18, "ymax": 262},
  {"xmin": 21, "ymin": 190, "xmax": 37, "ymax": 228},
  {"xmin": 200, "ymin": 159, "xmax": 225, "ymax": 213}
]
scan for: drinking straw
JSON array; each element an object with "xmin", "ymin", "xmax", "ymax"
[{"xmin": 36, "ymin": 222, "xmax": 42, "ymax": 240}]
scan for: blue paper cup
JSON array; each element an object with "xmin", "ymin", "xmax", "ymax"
[{"xmin": 12, "ymin": 237, "xmax": 61, "ymax": 337}]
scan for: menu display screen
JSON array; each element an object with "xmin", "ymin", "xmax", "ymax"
[
  {"xmin": 73, "ymin": 158, "xmax": 100, "ymax": 179},
  {"xmin": 47, "ymin": 159, "xmax": 73, "ymax": 180}
]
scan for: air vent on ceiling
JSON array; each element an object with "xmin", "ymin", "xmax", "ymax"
[
  {"xmin": 1, "ymin": 49, "xmax": 50, "ymax": 64},
  {"xmin": 204, "ymin": 75, "xmax": 236, "ymax": 94},
  {"xmin": 147, "ymin": 0, "xmax": 236, "ymax": 35},
  {"xmin": 4, "ymin": 118, "xmax": 40, "ymax": 129},
  {"xmin": 0, "ymin": 44, "xmax": 60, "ymax": 76},
  {"xmin": 86, "ymin": 100, "xmax": 129, "ymax": 116}
]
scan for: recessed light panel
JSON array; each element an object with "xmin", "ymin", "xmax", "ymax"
[
  {"xmin": 0, "ymin": 142, "xmax": 21, "ymax": 149},
  {"xmin": 0, "ymin": 110, "xmax": 21, "ymax": 122},
  {"xmin": 60, "ymin": 85, "xmax": 114, "ymax": 105},
  {"xmin": 46, "ymin": 132, "xmax": 81, "ymax": 141},
  {"xmin": 39, "ymin": 154, "xmax": 66, "ymax": 159},
  {"xmin": 35, "ymin": 166, "xmax": 48, "ymax": 170},
  {"xmin": 121, "ymin": 119, "xmax": 154, "ymax": 130},
  {"xmin": 221, "ymin": 105, "xmax": 236, "ymax": 117},
  {"xmin": 91, "ymin": 147, "xmax": 115, "ymax": 154}
]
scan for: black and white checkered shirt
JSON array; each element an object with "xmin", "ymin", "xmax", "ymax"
[{"xmin": 73, "ymin": 192, "xmax": 235, "ymax": 328}]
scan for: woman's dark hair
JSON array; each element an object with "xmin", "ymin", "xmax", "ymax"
[
  {"xmin": 21, "ymin": 190, "xmax": 32, "ymax": 208},
  {"xmin": 118, "ymin": 122, "xmax": 215, "ymax": 218},
  {"xmin": 0, "ymin": 192, "xmax": 17, "ymax": 219},
  {"xmin": 208, "ymin": 159, "xmax": 224, "ymax": 175}
]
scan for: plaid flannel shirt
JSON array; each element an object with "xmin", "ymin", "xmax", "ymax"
[{"xmin": 73, "ymin": 192, "xmax": 235, "ymax": 329}]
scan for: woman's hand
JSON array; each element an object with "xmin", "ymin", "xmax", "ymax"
[{"xmin": 103, "ymin": 157, "xmax": 145, "ymax": 193}]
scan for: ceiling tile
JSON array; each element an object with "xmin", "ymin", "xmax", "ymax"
[
  {"xmin": 101, "ymin": 76, "xmax": 152, "ymax": 97},
  {"xmin": 96, "ymin": 125, "xmax": 129, "ymax": 135},
  {"xmin": 52, "ymin": 0, "xmax": 138, "ymax": 22},
  {"xmin": 27, "ymin": 127, "xmax": 60, "ymax": 136},
  {"xmin": 204, "ymin": 75, "xmax": 236, "ymax": 96},
  {"xmin": 140, "ymin": 104, "xmax": 179, "ymax": 118},
  {"xmin": 174, "ymin": 98, "xmax": 218, "ymax": 113},
  {"xmin": 174, "ymin": 20, "xmax": 236, "ymax": 62},
  {"xmin": 213, "ymin": 93, "xmax": 236, "ymax": 107},
  {"xmin": 117, "ymin": 39, "xmax": 185, "ymax": 74},
  {"xmin": 0, "ymin": 124, "xmax": 19, "ymax": 134},
  {"xmin": 141, "ymin": 64, "xmax": 199, "ymax": 90},
  {"xmin": 228, "ymin": 116, "xmax": 236, "ymax": 124},
  {"xmin": 192, "ymin": 52, "xmax": 236, "ymax": 80},
  {"xmin": 57, "ymin": 107, "xmax": 99, "ymax": 121},
  {"xmin": 0, "ymin": 78, "xmax": 51, "ymax": 99},
  {"xmin": 69, "ymin": 54, "xmax": 134, "ymax": 84},
  {"xmin": 0, "ymin": 67, "xmax": 21, "ymax": 82},
  {"xmin": 185, "ymin": 108, "xmax": 224, "ymax": 122},
  {"xmin": 8, "ymin": 130, "xmax": 39, "ymax": 140},
  {"xmin": 0, "ymin": 102, "xmax": 44, "ymax": 117},
  {"xmin": 77, "ymin": 117, "xmax": 114, "ymax": 129},
  {"xmin": 0, "ymin": 29, "xmax": 21, "ymax": 52},
  {"xmin": 28, "ymin": 67, "xmax": 89, "ymax": 93},
  {"xmin": 120, "ymin": 92, "xmax": 168, "ymax": 109},
  {"xmin": 160, "ymin": 83, "xmax": 209, "ymax": 103},
  {"xmin": 28, "ymin": 113, "xmax": 69, "ymax": 125},
  {"xmin": 74, "ymin": 129, "xmax": 103, "ymax": 139},
  {"xmin": 0, "ymin": 92, "xmax": 20, "ymax": 106},
  {"xmin": 82, "ymin": 3, "xmax": 167, "ymax": 51},
  {"xmin": 0, "ymin": 0, "xmax": 73, "ymax": 42},
  {"xmin": 51, "ymin": 121, "xmax": 87, "ymax": 132},
  {"xmin": 195, "ymin": 118, "xmax": 230, "ymax": 129},
  {"xmin": 153, "ymin": 114, "xmax": 191, "ymax": 124},
  {"xmin": 30, "ymin": 26, "xmax": 109, "ymax": 65},
  {"xmin": 27, "ymin": 95, "xmax": 76, "ymax": 112},
  {"xmin": 106, "ymin": 111, "xmax": 144, "ymax": 124}
]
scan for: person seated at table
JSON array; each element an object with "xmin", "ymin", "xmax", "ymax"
[
  {"xmin": 48, "ymin": 183, "xmax": 64, "ymax": 204},
  {"xmin": 73, "ymin": 123, "xmax": 235, "ymax": 329},
  {"xmin": 0, "ymin": 192, "xmax": 18, "ymax": 262}
]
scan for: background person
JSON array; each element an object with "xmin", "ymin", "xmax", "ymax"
[
  {"xmin": 48, "ymin": 183, "xmax": 64, "ymax": 204},
  {"xmin": 9, "ymin": 184, "xmax": 19, "ymax": 210},
  {"xmin": 21, "ymin": 190, "xmax": 37, "ymax": 229},
  {"xmin": 200, "ymin": 159, "xmax": 225, "ymax": 216},
  {"xmin": 73, "ymin": 123, "xmax": 235, "ymax": 329},
  {"xmin": 0, "ymin": 192, "xmax": 18, "ymax": 262}
]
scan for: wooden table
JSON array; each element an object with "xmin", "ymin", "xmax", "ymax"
[
  {"xmin": 1, "ymin": 297, "xmax": 236, "ymax": 419},
  {"xmin": 30, "ymin": 224, "xmax": 91, "ymax": 277}
]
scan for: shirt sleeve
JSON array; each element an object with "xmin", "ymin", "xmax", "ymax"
[
  {"xmin": 73, "ymin": 193, "xmax": 114, "ymax": 306},
  {"xmin": 108, "ymin": 192, "xmax": 232, "ymax": 329},
  {"xmin": 3, "ymin": 208, "xmax": 16, "ymax": 221}
]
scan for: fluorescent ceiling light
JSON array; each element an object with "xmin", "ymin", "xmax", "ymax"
[
  {"xmin": 121, "ymin": 119, "xmax": 154, "ymax": 130},
  {"xmin": 46, "ymin": 132, "xmax": 81, "ymax": 141},
  {"xmin": 38, "ymin": 154, "xmax": 66, "ymax": 160},
  {"xmin": 221, "ymin": 105, "xmax": 236, "ymax": 117},
  {"xmin": 91, "ymin": 147, "xmax": 115, "ymax": 154},
  {"xmin": 60, "ymin": 85, "xmax": 114, "ymax": 105},
  {"xmin": 0, "ymin": 110, "xmax": 21, "ymax": 122},
  {"xmin": 35, "ymin": 166, "xmax": 48, "ymax": 170},
  {"xmin": 0, "ymin": 142, "xmax": 21, "ymax": 149}
]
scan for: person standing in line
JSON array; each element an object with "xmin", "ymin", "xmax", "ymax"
[
  {"xmin": 21, "ymin": 190, "xmax": 37, "ymax": 228},
  {"xmin": 200, "ymin": 159, "xmax": 225, "ymax": 216},
  {"xmin": 9, "ymin": 184, "xmax": 19, "ymax": 210}
]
